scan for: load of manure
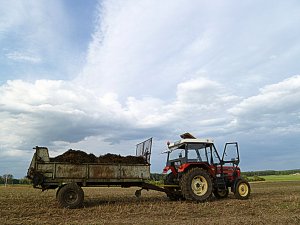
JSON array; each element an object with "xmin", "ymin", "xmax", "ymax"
[{"xmin": 51, "ymin": 149, "xmax": 147, "ymax": 164}]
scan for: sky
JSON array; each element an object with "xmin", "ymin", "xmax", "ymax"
[{"xmin": 1, "ymin": 0, "xmax": 300, "ymax": 178}]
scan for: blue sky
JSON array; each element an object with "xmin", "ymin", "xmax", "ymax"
[
  {"xmin": 1, "ymin": 0, "xmax": 300, "ymax": 178},
  {"xmin": 0, "ymin": 0, "xmax": 97, "ymax": 83}
]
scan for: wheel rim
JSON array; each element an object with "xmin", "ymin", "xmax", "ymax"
[
  {"xmin": 64, "ymin": 190, "xmax": 78, "ymax": 204},
  {"xmin": 191, "ymin": 175, "xmax": 208, "ymax": 196},
  {"xmin": 238, "ymin": 183, "xmax": 249, "ymax": 197}
]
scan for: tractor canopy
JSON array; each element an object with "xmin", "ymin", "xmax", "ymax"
[{"xmin": 167, "ymin": 137, "xmax": 214, "ymax": 152}]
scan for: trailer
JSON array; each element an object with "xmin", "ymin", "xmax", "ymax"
[{"xmin": 27, "ymin": 138, "xmax": 170, "ymax": 208}]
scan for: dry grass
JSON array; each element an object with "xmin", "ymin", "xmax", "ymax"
[{"xmin": 1, "ymin": 182, "xmax": 300, "ymax": 224}]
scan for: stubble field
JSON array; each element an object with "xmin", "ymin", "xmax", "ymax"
[{"xmin": 1, "ymin": 181, "xmax": 300, "ymax": 225}]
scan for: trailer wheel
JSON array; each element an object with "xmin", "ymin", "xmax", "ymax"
[
  {"xmin": 213, "ymin": 188, "xmax": 229, "ymax": 199},
  {"xmin": 234, "ymin": 179, "xmax": 250, "ymax": 200},
  {"xmin": 180, "ymin": 168, "xmax": 212, "ymax": 202},
  {"xmin": 57, "ymin": 183, "xmax": 84, "ymax": 208},
  {"xmin": 56, "ymin": 185, "xmax": 65, "ymax": 199}
]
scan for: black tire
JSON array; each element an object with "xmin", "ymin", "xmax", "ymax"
[
  {"xmin": 164, "ymin": 173, "xmax": 175, "ymax": 185},
  {"xmin": 56, "ymin": 185, "xmax": 64, "ymax": 199},
  {"xmin": 180, "ymin": 168, "xmax": 212, "ymax": 202},
  {"xmin": 164, "ymin": 173, "xmax": 181, "ymax": 201},
  {"xmin": 56, "ymin": 183, "xmax": 84, "ymax": 208},
  {"xmin": 213, "ymin": 188, "xmax": 229, "ymax": 199},
  {"xmin": 234, "ymin": 179, "xmax": 251, "ymax": 200}
]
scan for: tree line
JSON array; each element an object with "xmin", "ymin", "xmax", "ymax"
[
  {"xmin": 0, "ymin": 174, "xmax": 31, "ymax": 185},
  {"xmin": 241, "ymin": 169, "xmax": 300, "ymax": 177}
]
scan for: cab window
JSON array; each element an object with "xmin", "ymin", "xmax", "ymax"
[{"xmin": 187, "ymin": 143, "xmax": 208, "ymax": 162}]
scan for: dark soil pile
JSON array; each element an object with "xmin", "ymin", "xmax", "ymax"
[
  {"xmin": 97, "ymin": 153, "xmax": 146, "ymax": 164},
  {"xmin": 51, "ymin": 149, "xmax": 147, "ymax": 164},
  {"xmin": 51, "ymin": 149, "xmax": 98, "ymax": 164}
]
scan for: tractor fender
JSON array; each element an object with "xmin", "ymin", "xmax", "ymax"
[{"xmin": 178, "ymin": 163, "xmax": 210, "ymax": 174}]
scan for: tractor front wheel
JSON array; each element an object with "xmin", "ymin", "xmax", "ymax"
[
  {"xmin": 180, "ymin": 168, "xmax": 212, "ymax": 202},
  {"xmin": 234, "ymin": 179, "xmax": 251, "ymax": 200},
  {"xmin": 213, "ymin": 188, "xmax": 229, "ymax": 199},
  {"xmin": 164, "ymin": 173, "xmax": 182, "ymax": 201}
]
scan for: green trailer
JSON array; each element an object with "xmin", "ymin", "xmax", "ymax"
[{"xmin": 27, "ymin": 138, "xmax": 168, "ymax": 208}]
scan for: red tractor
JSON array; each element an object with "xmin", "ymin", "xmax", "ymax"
[{"xmin": 163, "ymin": 133, "xmax": 250, "ymax": 201}]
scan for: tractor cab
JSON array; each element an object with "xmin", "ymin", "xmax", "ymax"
[
  {"xmin": 164, "ymin": 138, "xmax": 221, "ymax": 174},
  {"xmin": 164, "ymin": 134, "xmax": 240, "ymax": 175}
]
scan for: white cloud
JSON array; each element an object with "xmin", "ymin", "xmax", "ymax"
[
  {"xmin": 6, "ymin": 51, "xmax": 41, "ymax": 64},
  {"xmin": 0, "ymin": 76, "xmax": 239, "ymax": 176},
  {"xmin": 77, "ymin": 0, "xmax": 226, "ymax": 98},
  {"xmin": 230, "ymin": 75, "xmax": 300, "ymax": 114},
  {"xmin": 0, "ymin": 149, "xmax": 26, "ymax": 158},
  {"xmin": 4, "ymin": 75, "xmax": 300, "ymax": 175},
  {"xmin": 77, "ymin": 0, "xmax": 300, "ymax": 102},
  {"xmin": 0, "ymin": 76, "xmax": 237, "ymax": 151},
  {"xmin": 229, "ymin": 75, "xmax": 300, "ymax": 133}
]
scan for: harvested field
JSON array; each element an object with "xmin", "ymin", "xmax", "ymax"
[
  {"xmin": 1, "ymin": 181, "xmax": 300, "ymax": 224},
  {"xmin": 50, "ymin": 149, "xmax": 146, "ymax": 164}
]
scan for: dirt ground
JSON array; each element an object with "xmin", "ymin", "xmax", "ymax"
[{"xmin": 1, "ymin": 181, "xmax": 300, "ymax": 225}]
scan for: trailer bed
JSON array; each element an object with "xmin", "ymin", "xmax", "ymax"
[{"xmin": 27, "ymin": 145, "xmax": 151, "ymax": 189}]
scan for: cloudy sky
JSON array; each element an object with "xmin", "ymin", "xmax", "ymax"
[{"xmin": 1, "ymin": 0, "xmax": 300, "ymax": 178}]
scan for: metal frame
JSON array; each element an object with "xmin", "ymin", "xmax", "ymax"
[{"xmin": 136, "ymin": 137, "xmax": 152, "ymax": 164}]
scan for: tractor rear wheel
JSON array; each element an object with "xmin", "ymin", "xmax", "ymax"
[
  {"xmin": 234, "ymin": 179, "xmax": 250, "ymax": 200},
  {"xmin": 180, "ymin": 168, "xmax": 212, "ymax": 202},
  {"xmin": 213, "ymin": 188, "xmax": 229, "ymax": 199},
  {"xmin": 57, "ymin": 183, "xmax": 84, "ymax": 208}
]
